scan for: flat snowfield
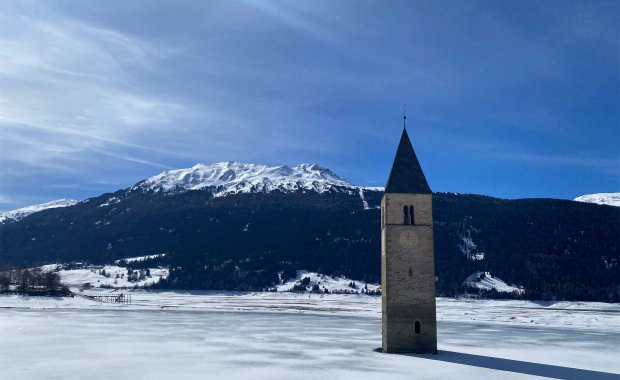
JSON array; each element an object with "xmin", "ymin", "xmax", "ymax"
[{"xmin": 0, "ymin": 292, "xmax": 618, "ymax": 380}]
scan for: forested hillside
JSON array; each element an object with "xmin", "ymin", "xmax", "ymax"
[{"xmin": 1, "ymin": 187, "xmax": 617, "ymax": 301}]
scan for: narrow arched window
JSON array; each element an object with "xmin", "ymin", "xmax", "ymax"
[
  {"xmin": 381, "ymin": 205, "xmax": 385, "ymax": 227},
  {"xmin": 415, "ymin": 320, "xmax": 421, "ymax": 334},
  {"xmin": 409, "ymin": 205, "xmax": 415, "ymax": 225},
  {"xmin": 403, "ymin": 206, "xmax": 409, "ymax": 225}
]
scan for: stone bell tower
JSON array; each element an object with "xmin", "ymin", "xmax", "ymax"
[{"xmin": 381, "ymin": 115, "xmax": 437, "ymax": 353}]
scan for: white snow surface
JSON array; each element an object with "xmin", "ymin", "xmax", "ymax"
[
  {"xmin": 133, "ymin": 161, "xmax": 369, "ymax": 196},
  {"xmin": 0, "ymin": 199, "xmax": 78, "ymax": 223},
  {"xmin": 463, "ymin": 271, "xmax": 524, "ymax": 294},
  {"xmin": 574, "ymin": 192, "xmax": 620, "ymax": 207},
  {"xmin": 0, "ymin": 293, "xmax": 618, "ymax": 380},
  {"xmin": 277, "ymin": 270, "xmax": 380, "ymax": 293},
  {"xmin": 458, "ymin": 230, "xmax": 485, "ymax": 261},
  {"xmin": 114, "ymin": 253, "xmax": 166, "ymax": 264},
  {"xmin": 98, "ymin": 196, "xmax": 120, "ymax": 207},
  {"xmin": 0, "ymin": 291, "xmax": 617, "ymax": 331},
  {"xmin": 41, "ymin": 264, "xmax": 168, "ymax": 288}
]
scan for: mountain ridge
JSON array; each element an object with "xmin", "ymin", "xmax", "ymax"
[
  {"xmin": 573, "ymin": 193, "xmax": 620, "ymax": 207},
  {"xmin": 0, "ymin": 199, "xmax": 78, "ymax": 224},
  {"xmin": 3, "ymin": 163, "xmax": 616, "ymax": 222},
  {"xmin": 132, "ymin": 161, "xmax": 363, "ymax": 196}
]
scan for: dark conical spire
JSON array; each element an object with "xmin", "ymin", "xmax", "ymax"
[{"xmin": 385, "ymin": 127, "xmax": 431, "ymax": 194}]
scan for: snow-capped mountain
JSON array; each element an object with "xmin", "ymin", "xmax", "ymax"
[
  {"xmin": 133, "ymin": 162, "xmax": 361, "ymax": 196},
  {"xmin": 574, "ymin": 193, "xmax": 620, "ymax": 207},
  {"xmin": 0, "ymin": 199, "xmax": 78, "ymax": 224}
]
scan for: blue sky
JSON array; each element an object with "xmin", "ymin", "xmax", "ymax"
[{"xmin": 0, "ymin": 0, "xmax": 618, "ymax": 211}]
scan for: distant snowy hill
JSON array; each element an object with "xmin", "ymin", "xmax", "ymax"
[
  {"xmin": 462, "ymin": 271, "xmax": 524, "ymax": 294},
  {"xmin": 277, "ymin": 270, "xmax": 380, "ymax": 294},
  {"xmin": 2, "ymin": 162, "xmax": 378, "ymax": 224},
  {"xmin": 41, "ymin": 263, "xmax": 168, "ymax": 289},
  {"xmin": 0, "ymin": 199, "xmax": 78, "ymax": 224},
  {"xmin": 574, "ymin": 193, "xmax": 620, "ymax": 207},
  {"xmin": 132, "ymin": 162, "xmax": 364, "ymax": 196}
]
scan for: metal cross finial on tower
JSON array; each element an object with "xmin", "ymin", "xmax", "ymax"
[{"xmin": 403, "ymin": 104, "xmax": 407, "ymax": 130}]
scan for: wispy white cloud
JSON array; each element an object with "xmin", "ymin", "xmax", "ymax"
[
  {"xmin": 0, "ymin": 3, "xmax": 191, "ymax": 176},
  {"xmin": 0, "ymin": 193, "xmax": 21, "ymax": 206},
  {"xmin": 0, "ymin": 0, "xmax": 616, "ymax": 209},
  {"xmin": 244, "ymin": 0, "xmax": 341, "ymax": 44},
  {"xmin": 91, "ymin": 148, "xmax": 172, "ymax": 170}
]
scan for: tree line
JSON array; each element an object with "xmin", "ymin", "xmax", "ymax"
[{"xmin": 0, "ymin": 269, "xmax": 72, "ymax": 296}]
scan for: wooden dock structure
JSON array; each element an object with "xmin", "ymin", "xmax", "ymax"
[{"xmin": 84, "ymin": 293, "xmax": 131, "ymax": 305}]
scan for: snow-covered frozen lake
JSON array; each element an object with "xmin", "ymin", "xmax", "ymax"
[{"xmin": 1, "ymin": 292, "xmax": 618, "ymax": 379}]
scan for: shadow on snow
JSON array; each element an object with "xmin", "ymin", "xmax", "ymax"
[{"xmin": 392, "ymin": 350, "xmax": 618, "ymax": 380}]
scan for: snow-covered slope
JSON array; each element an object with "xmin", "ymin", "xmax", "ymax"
[
  {"xmin": 0, "ymin": 199, "xmax": 78, "ymax": 224},
  {"xmin": 277, "ymin": 270, "xmax": 380, "ymax": 294},
  {"xmin": 114, "ymin": 253, "xmax": 166, "ymax": 264},
  {"xmin": 574, "ymin": 192, "xmax": 620, "ymax": 207},
  {"xmin": 462, "ymin": 271, "xmax": 524, "ymax": 294},
  {"xmin": 41, "ymin": 264, "xmax": 168, "ymax": 288},
  {"xmin": 132, "ymin": 162, "xmax": 361, "ymax": 196}
]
